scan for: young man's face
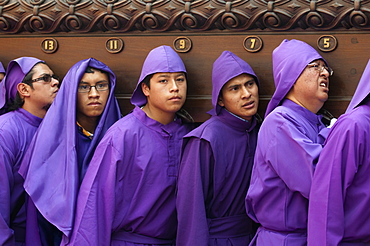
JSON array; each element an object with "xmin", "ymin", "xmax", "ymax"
[
  {"xmin": 28, "ymin": 63, "xmax": 59, "ymax": 111},
  {"xmin": 290, "ymin": 59, "xmax": 330, "ymax": 113},
  {"xmin": 76, "ymin": 69, "xmax": 110, "ymax": 122},
  {"xmin": 142, "ymin": 72, "xmax": 187, "ymax": 115},
  {"xmin": 218, "ymin": 73, "xmax": 259, "ymax": 121}
]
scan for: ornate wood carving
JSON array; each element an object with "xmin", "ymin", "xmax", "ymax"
[{"xmin": 0, "ymin": 0, "xmax": 369, "ymax": 34}]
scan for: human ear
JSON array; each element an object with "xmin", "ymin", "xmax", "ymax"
[
  {"xmin": 141, "ymin": 82, "xmax": 150, "ymax": 97},
  {"xmin": 217, "ymin": 96, "xmax": 224, "ymax": 107},
  {"xmin": 17, "ymin": 83, "xmax": 31, "ymax": 98}
]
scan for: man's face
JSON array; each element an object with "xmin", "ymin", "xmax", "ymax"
[
  {"xmin": 290, "ymin": 59, "xmax": 330, "ymax": 113},
  {"xmin": 142, "ymin": 72, "xmax": 187, "ymax": 115},
  {"xmin": 218, "ymin": 74, "xmax": 259, "ymax": 121},
  {"xmin": 28, "ymin": 63, "xmax": 59, "ymax": 110},
  {"xmin": 76, "ymin": 69, "xmax": 110, "ymax": 123},
  {"xmin": 0, "ymin": 73, "xmax": 4, "ymax": 82}
]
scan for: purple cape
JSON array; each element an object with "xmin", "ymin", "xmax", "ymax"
[
  {"xmin": 18, "ymin": 58, "xmax": 121, "ymax": 239},
  {"xmin": 208, "ymin": 50, "xmax": 259, "ymax": 116},
  {"xmin": 308, "ymin": 59, "xmax": 370, "ymax": 245},
  {"xmin": 265, "ymin": 39, "xmax": 327, "ymax": 117},
  {"xmin": 0, "ymin": 57, "xmax": 43, "ymax": 114},
  {"xmin": 0, "ymin": 108, "xmax": 42, "ymax": 245},
  {"xmin": 130, "ymin": 45, "xmax": 186, "ymax": 107}
]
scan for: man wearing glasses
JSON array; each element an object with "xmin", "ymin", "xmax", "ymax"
[
  {"xmin": 0, "ymin": 57, "xmax": 59, "ymax": 245},
  {"xmin": 18, "ymin": 58, "xmax": 121, "ymax": 246},
  {"xmin": 246, "ymin": 39, "xmax": 334, "ymax": 245}
]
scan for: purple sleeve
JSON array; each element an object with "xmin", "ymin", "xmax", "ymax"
[
  {"xmin": 176, "ymin": 138, "xmax": 213, "ymax": 246},
  {"xmin": 0, "ymin": 132, "xmax": 16, "ymax": 246},
  {"xmin": 308, "ymin": 118, "xmax": 362, "ymax": 246},
  {"xmin": 64, "ymin": 139, "xmax": 120, "ymax": 246}
]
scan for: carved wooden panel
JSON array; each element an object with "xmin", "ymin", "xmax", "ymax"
[{"xmin": 0, "ymin": 0, "xmax": 369, "ymax": 34}]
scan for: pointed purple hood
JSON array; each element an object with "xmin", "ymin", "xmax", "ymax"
[
  {"xmin": 346, "ymin": 59, "xmax": 370, "ymax": 113},
  {"xmin": 265, "ymin": 39, "xmax": 327, "ymax": 117},
  {"xmin": 19, "ymin": 57, "xmax": 121, "ymax": 238},
  {"xmin": 0, "ymin": 57, "xmax": 43, "ymax": 111},
  {"xmin": 130, "ymin": 45, "xmax": 187, "ymax": 107},
  {"xmin": 209, "ymin": 50, "xmax": 259, "ymax": 115},
  {"xmin": 0, "ymin": 61, "xmax": 5, "ymax": 73}
]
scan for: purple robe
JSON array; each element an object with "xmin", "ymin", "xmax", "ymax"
[
  {"xmin": 0, "ymin": 57, "xmax": 44, "ymax": 245},
  {"xmin": 0, "ymin": 108, "xmax": 42, "ymax": 245},
  {"xmin": 176, "ymin": 50, "xmax": 259, "ymax": 245},
  {"xmin": 308, "ymin": 60, "xmax": 370, "ymax": 245},
  {"xmin": 245, "ymin": 39, "xmax": 330, "ymax": 245},
  {"xmin": 66, "ymin": 107, "xmax": 194, "ymax": 245},
  {"xmin": 64, "ymin": 45, "xmax": 194, "ymax": 245},
  {"xmin": 0, "ymin": 57, "xmax": 43, "ymax": 114},
  {"xmin": 18, "ymin": 58, "xmax": 121, "ymax": 243}
]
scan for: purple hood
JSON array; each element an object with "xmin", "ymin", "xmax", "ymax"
[
  {"xmin": 0, "ymin": 57, "xmax": 43, "ymax": 111},
  {"xmin": 265, "ymin": 39, "xmax": 327, "ymax": 117},
  {"xmin": 130, "ymin": 45, "xmax": 187, "ymax": 107},
  {"xmin": 346, "ymin": 59, "xmax": 370, "ymax": 113},
  {"xmin": 210, "ymin": 50, "xmax": 259, "ymax": 115}
]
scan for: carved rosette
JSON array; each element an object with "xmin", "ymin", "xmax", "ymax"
[{"xmin": 0, "ymin": 0, "xmax": 369, "ymax": 34}]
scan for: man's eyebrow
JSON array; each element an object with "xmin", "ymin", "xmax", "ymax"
[
  {"xmin": 227, "ymin": 84, "xmax": 240, "ymax": 89},
  {"xmin": 79, "ymin": 80, "xmax": 109, "ymax": 84},
  {"xmin": 156, "ymin": 74, "xmax": 170, "ymax": 78}
]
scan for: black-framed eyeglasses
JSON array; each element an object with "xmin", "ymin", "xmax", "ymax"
[
  {"xmin": 30, "ymin": 74, "xmax": 59, "ymax": 83},
  {"xmin": 307, "ymin": 63, "xmax": 334, "ymax": 76},
  {"xmin": 78, "ymin": 82, "xmax": 110, "ymax": 93}
]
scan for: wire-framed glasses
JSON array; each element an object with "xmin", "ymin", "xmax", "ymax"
[
  {"xmin": 307, "ymin": 63, "xmax": 334, "ymax": 76},
  {"xmin": 78, "ymin": 82, "xmax": 109, "ymax": 93},
  {"xmin": 30, "ymin": 74, "xmax": 60, "ymax": 83}
]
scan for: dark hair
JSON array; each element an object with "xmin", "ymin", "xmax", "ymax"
[
  {"xmin": 85, "ymin": 66, "xmax": 109, "ymax": 77},
  {"xmin": 142, "ymin": 74, "xmax": 153, "ymax": 89},
  {"xmin": 6, "ymin": 61, "xmax": 45, "ymax": 112}
]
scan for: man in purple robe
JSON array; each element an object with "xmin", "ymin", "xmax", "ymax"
[
  {"xmin": 176, "ymin": 51, "xmax": 260, "ymax": 245},
  {"xmin": 308, "ymin": 59, "xmax": 370, "ymax": 245},
  {"xmin": 0, "ymin": 57, "xmax": 59, "ymax": 245},
  {"xmin": 0, "ymin": 61, "xmax": 5, "ymax": 82},
  {"xmin": 65, "ymin": 45, "xmax": 194, "ymax": 245},
  {"xmin": 245, "ymin": 39, "xmax": 333, "ymax": 245},
  {"xmin": 18, "ymin": 58, "xmax": 121, "ymax": 246}
]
